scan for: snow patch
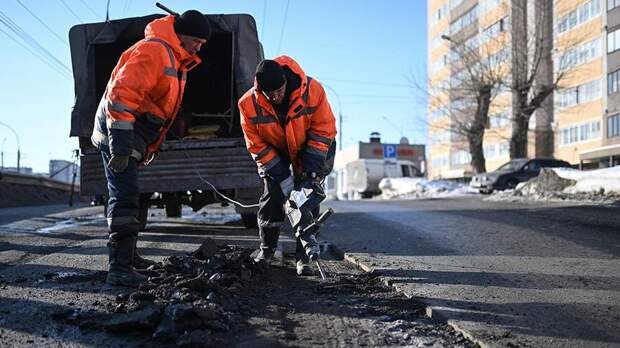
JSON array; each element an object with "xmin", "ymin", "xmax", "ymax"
[
  {"xmin": 378, "ymin": 178, "xmax": 475, "ymax": 200},
  {"xmin": 185, "ymin": 205, "xmax": 241, "ymax": 224},
  {"xmin": 488, "ymin": 166, "xmax": 620, "ymax": 203},
  {"xmin": 37, "ymin": 218, "xmax": 95, "ymax": 234}
]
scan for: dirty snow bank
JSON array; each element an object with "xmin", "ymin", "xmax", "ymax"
[
  {"xmin": 488, "ymin": 167, "xmax": 620, "ymax": 203},
  {"xmin": 378, "ymin": 178, "xmax": 475, "ymax": 199}
]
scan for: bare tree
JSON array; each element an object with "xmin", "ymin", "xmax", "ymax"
[
  {"xmin": 509, "ymin": 0, "xmax": 590, "ymax": 158},
  {"xmin": 423, "ymin": 30, "xmax": 509, "ymax": 174}
]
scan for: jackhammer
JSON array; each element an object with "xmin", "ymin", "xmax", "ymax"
[{"xmin": 284, "ymin": 175, "xmax": 333, "ymax": 279}]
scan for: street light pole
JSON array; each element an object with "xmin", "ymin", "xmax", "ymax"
[
  {"xmin": 0, "ymin": 121, "xmax": 20, "ymax": 171},
  {"xmin": 1, "ymin": 137, "xmax": 6, "ymax": 170},
  {"xmin": 321, "ymin": 83, "xmax": 343, "ymax": 150}
]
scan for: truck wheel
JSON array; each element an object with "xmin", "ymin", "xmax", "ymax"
[
  {"xmin": 164, "ymin": 193, "xmax": 183, "ymax": 218},
  {"xmin": 138, "ymin": 193, "xmax": 151, "ymax": 231},
  {"xmin": 240, "ymin": 213, "xmax": 258, "ymax": 229}
]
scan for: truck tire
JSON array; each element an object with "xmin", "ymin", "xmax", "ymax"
[
  {"xmin": 164, "ymin": 193, "xmax": 183, "ymax": 218},
  {"xmin": 240, "ymin": 213, "xmax": 258, "ymax": 229}
]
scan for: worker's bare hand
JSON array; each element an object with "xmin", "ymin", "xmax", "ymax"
[{"xmin": 108, "ymin": 155, "xmax": 129, "ymax": 173}]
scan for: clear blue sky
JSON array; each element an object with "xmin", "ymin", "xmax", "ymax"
[{"xmin": 0, "ymin": 0, "xmax": 427, "ymax": 173}]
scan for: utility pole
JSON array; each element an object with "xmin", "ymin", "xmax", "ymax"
[
  {"xmin": 321, "ymin": 83, "xmax": 343, "ymax": 150},
  {"xmin": 0, "ymin": 121, "xmax": 20, "ymax": 172},
  {"xmin": 1, "ymin": 137, "xmax": 6, "ymax": 170}
]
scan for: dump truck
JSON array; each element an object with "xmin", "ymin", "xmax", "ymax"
[{"xmin": 68, "ymin": 13, "xmax": 264, "ymax": 228}]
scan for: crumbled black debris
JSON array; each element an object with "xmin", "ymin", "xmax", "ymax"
[{"xmin": 55, "ymin": 239, "xmax": 263, "ymax": 345}]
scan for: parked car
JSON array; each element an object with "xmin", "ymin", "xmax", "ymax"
[{"xmin": 470, "ymin": 158, "xmax": 572, "ymax": 193}]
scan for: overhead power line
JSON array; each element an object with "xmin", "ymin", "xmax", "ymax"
[
  {"xmin": 339, "ymin": 93, "xmax": 414, "ymax": 99},
  {"xmin": 122, "ymin": 0, "xmax": 132, "ymax": 16},
  {"xmin": 58, "ymin": 0, "xmax": 84, "ymax": 23},
  {"xmin": 323, "ymin": 78, "xmax": 412, "ymax": 88},
  {"xmin": 15, "ymin": 0, "xmax": 68, "ymax": 46},
  {"xmin": 0, "ymin": 9, "xmax": 71, "ymax": 78},
  {"xmin": 0, "ymin": 25, "xmax": 70, "ymax": 79},
  {"xmin": 78, "ymin": 0, "xmax": 100, "ymax": 19},
  {"xmin": 261, "ymin": 0, "xmax": 266, "ymax": 40},
  {"xmin": 276, "ymin": 0, "xmax": 290, "ymax": 54}
]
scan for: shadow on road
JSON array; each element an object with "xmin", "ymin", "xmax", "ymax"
[{"xmin": 322, "ymin": 201, "xmax": 620, "ymax": 345}]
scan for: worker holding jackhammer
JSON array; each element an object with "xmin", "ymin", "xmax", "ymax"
[
  {"xmin": 91, "ymin": 10, "xmax": 210, "ymax": 287},
  {"xmin": 238, "ymin": 57, "xmax": 337, "ymax": 276}
]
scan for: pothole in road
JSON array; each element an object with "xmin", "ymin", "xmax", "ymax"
[{"xmin": 48, "ymin": 239, "xmax": 474, "ymax": 347}]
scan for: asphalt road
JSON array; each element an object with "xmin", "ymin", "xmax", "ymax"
[
  {"xmin": 0, "ymin": 203, "xmax": 88, "ymax": 225},
  {"xmin": 322, "ymin": 197, "xmax": 620, "ymax": 347},
  {"xmin": 0, "ymin": 204, "xmax": 472, "ymax": 347}
]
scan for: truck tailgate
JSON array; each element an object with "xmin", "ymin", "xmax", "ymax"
[{"xmin": 80, "ymin": 139, "xmax": 261, "ymax": 196}]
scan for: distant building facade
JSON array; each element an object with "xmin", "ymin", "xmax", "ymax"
[
  {"xmin": 427, "ymin": 0, "xmax": 619, "ymax": 178},
  {"xmin": 328, "ymin": 133, "xmax": 426, "ymax": 199},
  {"xmin": 49, "ymin": 160, "xmax": 80, "ymax": 184}
]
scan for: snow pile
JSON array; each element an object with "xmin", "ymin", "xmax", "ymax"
[
  {"xmin": 490, "ymin": 166, "xmax": 620, "ymax": 203},
  {"xmin": 186, "ymin": 205, "xmax": 241, "ymax": 225},
  {"xmin": 378, "ymin": 177, "xmax": 473, "ymax": 199}
]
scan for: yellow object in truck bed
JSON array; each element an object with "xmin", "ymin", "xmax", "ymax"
[{"xmin": 184, "ymin": 125, "xmax": 220, "ymax": 140}]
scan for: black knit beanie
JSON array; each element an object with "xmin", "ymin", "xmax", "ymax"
[
  {"xmin": 174, "ymin": 10, "xmax": 211, "ymax": 40},
  {"xmin": 255, "ymin": 60, "xmax": 285, "ymax": 92}
]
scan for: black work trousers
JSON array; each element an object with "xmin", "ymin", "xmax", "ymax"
[{"xmin": 101, "ymin": 149, "xmax": 141, "ymax": 238}]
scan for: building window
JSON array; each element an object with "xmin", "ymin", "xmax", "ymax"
[
  {"xmin": 432, "ymin": 3, "xmax": 449, "ymax": 25},
  {"xmin": 484, "ymin": 144, "xmax": 497, "ymax": 159},
  {"xmin": 489, "ymin": 110, "xmax": 511, "ymax": 129},
  {"xmin": 608, "ymin": 69, "xmax": 620, "ymax": 94},
  {"xmin": 481, "ymin": 0, "xmax": 501, "ymax": 13},
  {"xmin": 481, "ymin": 16, "xmax": 510, "ymax": 44},
  {"xmin": 557, "ymin": 37, "xmax": 601, "ymax": 70},
  {"xmin": 451, "ymin": 0, "xmax": 465, "ymax": 10},
  {"xmin": 607, "ymin": 29, "xmax": 620, "ymax": 53},
  {"xmin": 558, "ymin": 0, "xmax": 602, "ymax": 34},
  {"xmin": 608, "ymin": 0, "xmax": 620, "ymax": 11},
  {"xmin": 499, "ymin": 142, "xmax": 509, "ymax": 156},
  {"xmin": 556, "ymin": 79, "xmax": 602, "ymax": 108},
  {"xmin": 450, "ymin": 5, "xmax": 478, "ymax": 34},
  {"xmin": 559, "ymin": 120, "xmax": 602, "ymax": 145},
  {"xmin": 609, "ymin": 114, "xmax": 620, "ymax": 138},
  {"xmin": 451, "ymin": 150, "xmax": 471, "ymax": 166}
]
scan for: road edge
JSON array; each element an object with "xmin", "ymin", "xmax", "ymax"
[{"xmin": 329, "ymin": 243, "xmax": 491, "ymax": 348}]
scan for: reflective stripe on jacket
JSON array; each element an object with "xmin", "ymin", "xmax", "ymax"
[
  {"xmin": 238, "ymin": 55, "xmax": 337, "ymax": 175},
  {"xmin": 91, "ymin": 15, "xmax": 200, "ymax": 157}
]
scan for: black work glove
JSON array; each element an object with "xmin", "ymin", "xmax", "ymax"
[{"xmin": 108, "ymin": 155, "xmax": 130, "ymax": 173}]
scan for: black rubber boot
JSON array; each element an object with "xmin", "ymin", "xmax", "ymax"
[
  {"xmin": 106, "ymin": 233, "xmax": 147, "ymax": 287},
  {"xmin": 254, "ymin": 226, "xmax": 280, "ymax": 265},
  {"xmin": 295, "ymin": 238, "xmax": 313, "ymax": 276},
  {"xmin": 132, "ymin": 237, "xmax": 157, "ymax": 270}
]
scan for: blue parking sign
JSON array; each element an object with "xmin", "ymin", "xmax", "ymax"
[{"xmin": 383, "ymin": 144, "xmax": 397, "ymax": 158}]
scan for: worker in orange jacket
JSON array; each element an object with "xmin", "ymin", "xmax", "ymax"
[
  {"xmin": 91, "ymin": 10, "xmax": 210, "ymax": 287},
  {"xmin": 238, "ymin": 56, "xmax": 337, "ymax": 276}
]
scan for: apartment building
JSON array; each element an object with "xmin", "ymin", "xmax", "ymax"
[
  {"xmin": 428, "ymin": 0, "xmax": 515, "ymax": 179},
  {"xmin": 554, "ymin": 0, "xmax": 605, "ymax": 168},
  {"xmin": 427, "ymin": 0, "xmax": 620, "ymax": 179}
]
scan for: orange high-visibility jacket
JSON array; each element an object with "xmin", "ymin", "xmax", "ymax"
[
  {"xmin": 238, "ymin": 56, "xmax": 337, "ymax": 175},
  {"xmin": 91, "ymin": 15, "xmax": 200, "ymax": 158}
]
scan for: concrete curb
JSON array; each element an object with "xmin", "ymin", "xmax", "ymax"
[{"xmin": 329, "ymin": 244, "xmax": 491, "ymax": 348}]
